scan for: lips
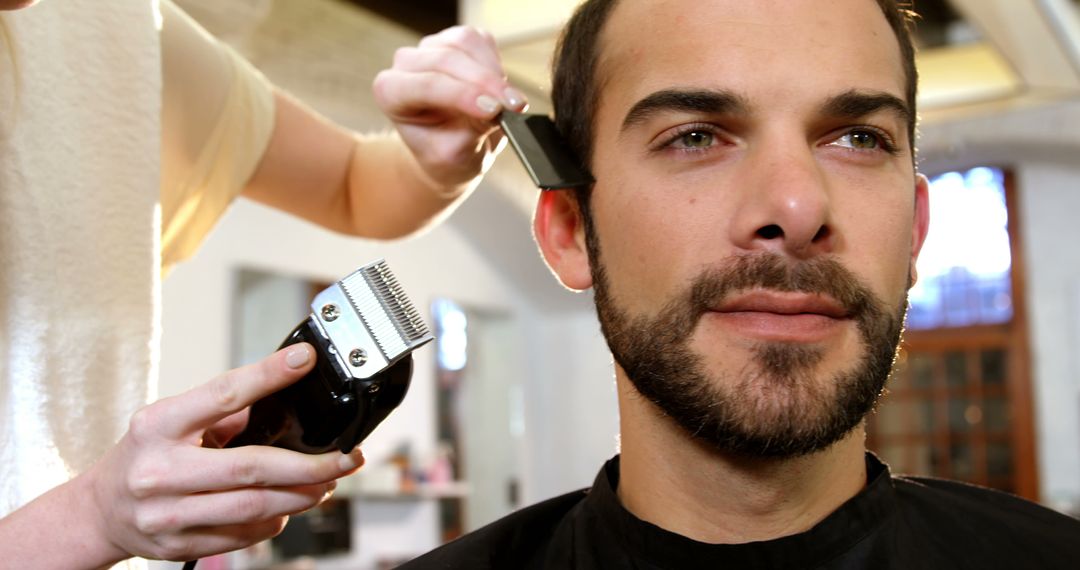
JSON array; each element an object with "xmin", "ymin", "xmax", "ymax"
[
  {"xmin": 712, "ymin": 291, "xmax": 851, "ymax": 319},
  {"xmin": 706, "ymin": 290, "xmax": 853, "ymax": 343}
]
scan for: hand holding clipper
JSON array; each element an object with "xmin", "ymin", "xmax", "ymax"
[{"xmin": 228, "ymin": 259, "xmax": 433, "ymax": 454}]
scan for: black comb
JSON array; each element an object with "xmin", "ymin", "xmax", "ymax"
[{"xmin": 499, "ymin": 111, "xmax": 594, "ymax": 190}]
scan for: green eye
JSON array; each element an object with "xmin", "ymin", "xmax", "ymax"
[{"xmin": 680, "ymin": 131, "xmax": 714, "ymax": 149}]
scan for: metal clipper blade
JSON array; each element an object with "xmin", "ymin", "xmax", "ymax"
[
  {"xmin": 312, "ymin": 260, "xmax": 433, "ymax": 381},
  {"xmin": 228, "ymin": 259, "xmax": 432, "ymax": 454}
]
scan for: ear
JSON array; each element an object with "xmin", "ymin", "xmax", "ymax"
[
  {"xmin": 909, "ymin": 173, "xmax": 931, "ymax": 286},
  {"xmin": 533, "ymin": 190, "xmax": 594, "ymax": 291}
]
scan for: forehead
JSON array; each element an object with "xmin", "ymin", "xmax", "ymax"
[{"xmin": 594, "ymin": 0, "xmax": 905, "ymax": 120}]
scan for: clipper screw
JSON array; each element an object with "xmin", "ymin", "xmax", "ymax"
[
  {"xmin": 321, "ymin": 304, "xmax": 340, "ymax": 322},
  {"xmin": 349, "ymin": 348, "xmax": 368, "ymax": 367}
]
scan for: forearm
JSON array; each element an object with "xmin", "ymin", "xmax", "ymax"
[
  {"xmin": 341, "ymin": 131, "xmax": 478, "ymax": 239},
  {"xmin": 0, "ymin": 473, "xmax": 124, "ymax": 569},
  {"xmin": 243, "ymin": 91, "xmax": 478, "ymax": 239}
]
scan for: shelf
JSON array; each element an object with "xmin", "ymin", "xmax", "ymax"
[{"xmin": 345, "ymin": 481, "xmax": 471, "ymax": 501}]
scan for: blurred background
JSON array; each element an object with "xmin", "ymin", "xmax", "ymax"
[{"xmin": 156, "ymin": 0, "xmax": 1080, "ymax": 568}]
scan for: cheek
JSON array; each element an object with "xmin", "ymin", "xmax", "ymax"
[
  {"xmin": 837, "ymin": 198, "xmax": 917, "ymax": 299},
  {"xmin": 589, "ymin": 175, "xmax": 717, "ymax": 313}
]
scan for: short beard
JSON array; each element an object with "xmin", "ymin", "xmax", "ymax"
[{"xmin": 591, "ymin": 251, "xmax": 907, "ymax": 459}]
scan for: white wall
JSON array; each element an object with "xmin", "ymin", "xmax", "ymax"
[
  {"xmin": 1016, "ymin": 164, "xmax": 1080, "ymax": 511},
  {"xmin": 520, "ymin": 310, "xmax": 619, "ymax": 504}
]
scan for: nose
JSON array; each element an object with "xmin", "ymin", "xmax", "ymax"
[{"xmin": 729, "ymin": 142, "xmax": 835, "ymax": 259}]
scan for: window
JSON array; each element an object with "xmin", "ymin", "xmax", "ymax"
[
  {"xmin": 908, "ymin": 167, "xmax": 1013, "ymax": 329},
  {"xmin": 867, "ymin": 168, "xmax": 1038, "ymax": 501}
]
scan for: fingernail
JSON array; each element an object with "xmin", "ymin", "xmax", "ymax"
[
  {"xmin": 285, "ymin": 345, "xmax": 311, "ymax": 369},
  {"xmin": 476, "ymin": 94, "xmax": 500, "ymax": 115},
  {"xmin": 503, "ymin": 87, "xmax": 527, "ymax": 110},
  {"xmin": 340, "ymin": 448, "xmax": 365, "ymax": 471}
]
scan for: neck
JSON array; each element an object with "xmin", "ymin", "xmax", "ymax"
[{"xmin": 615, "ymin": 372, "xmax": 868, "ymax": 545}]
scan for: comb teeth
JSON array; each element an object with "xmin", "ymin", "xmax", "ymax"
[{"xmin": 340, "ymin": 261, "xmax": 430, "ymax": 360}]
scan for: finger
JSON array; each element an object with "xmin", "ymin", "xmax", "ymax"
[
  {"xmin": 392, "ymin": 46, "xmax": 518, "ymax": 109},
  {"xmin": 156, "ymin": 344, "xmax": 315, "ymax": 440},
  {"xmin": 151, "ymin": 517, "xmax": 290, "ymax": 561},
  {"xmin": 487, "ymin": 129, "xmax": 508, "ymax": 155},
  {"xmin": 141, "ymin": 483, "xmax": 335, "ymax": 534},
  {"xmin": 478, "ymin": 27, "xmax": 500, "ymax": 55},
  {"xmin": 417, "ymin": 26, "xmax": 530, "ymax": 110},
  {"xmin": 418, "ymin": 25, "xmax": 504, "ymax": 75},
  {"xmin": 374, "ymin": 69, "xmax": 505, "ymax": 122},
  {"xmin": 127, "ymin": 445, "xmax": 364, "ymax": 497},
  {"xmin": 194, "ymin": 484, "xmax": 335, "ymax": 526},
  {"xmin": 202, "ymin": 408, "xmax": 250, "ymax": 449}
]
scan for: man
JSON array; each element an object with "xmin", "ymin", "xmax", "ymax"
[{"xmin": 405, "ymin": 0, "xmax": 1080, "ymax": 567}]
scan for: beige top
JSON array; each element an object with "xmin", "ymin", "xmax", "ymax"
[
  {"xmin": 160, "ymin": 0, "xmax": 275, "ymax": 268},
  {"xmin": 0, "ymin": 0, "xmax": 274, "ymax": 544}
]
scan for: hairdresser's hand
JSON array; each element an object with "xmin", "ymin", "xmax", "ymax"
[
  {"xmin": 83, "ymin": 343, "xmax": 364, "ymax": 563},
  {"xmin": 373, "ymin": 25, "xmax": 528, "ymax": 190}
]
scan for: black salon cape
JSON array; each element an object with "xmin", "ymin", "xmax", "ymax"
[{"xmin": 400, "ymin": 454, "xmax": 1080, "ymax": 569}]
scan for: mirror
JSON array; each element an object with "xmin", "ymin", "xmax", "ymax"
[{"xmin": 431, "ymin": 299, "xmax": 525, "ymax": 537}]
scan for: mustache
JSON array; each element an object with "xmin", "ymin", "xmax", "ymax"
[{"xmin": 685, "ymin": 253, "xmax": 881, "ymax": 324}]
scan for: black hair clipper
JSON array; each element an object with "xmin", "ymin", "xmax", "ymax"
[{"xmin": 227, "ymin": 259, "xmax": 433, "ymax": 454}]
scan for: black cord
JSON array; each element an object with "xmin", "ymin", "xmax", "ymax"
[{"xmin": 182, "ymin": 560, "xmax": 198, "ymax": 570}]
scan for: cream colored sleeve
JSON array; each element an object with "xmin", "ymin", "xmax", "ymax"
[{"xmin": 159, "ymin": 0, "xmax": 275, "ymax": 269}]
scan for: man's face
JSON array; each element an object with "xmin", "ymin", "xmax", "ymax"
[{"xmin": 561, "ymin": 0, "xmax": 929, "ymax": 457}]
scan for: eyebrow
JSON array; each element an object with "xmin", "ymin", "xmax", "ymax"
[
  {"xmin": 821, "ymin": 90, "xmax": 911, "ymax": 126},
  {"xmin": 621, "ymin": 89, "xmax": 751, "ymax": 132},
  {"xmin": 619, "ymin": 88, "xmax": 911, "ymax": 134}
]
